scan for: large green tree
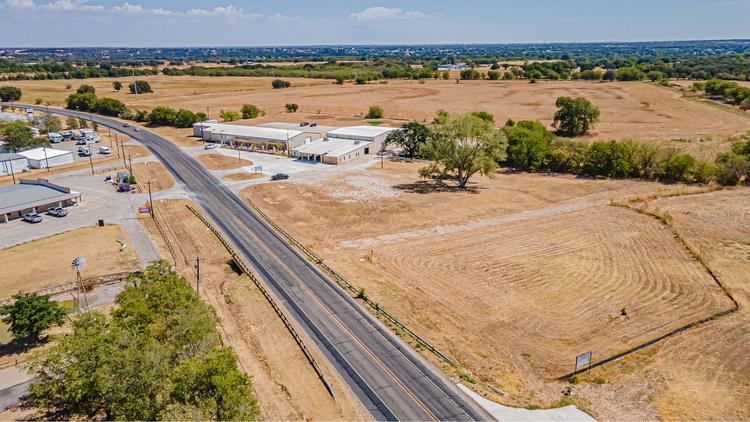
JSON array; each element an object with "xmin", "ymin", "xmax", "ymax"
[
  {"xmin": 148, "ymin": 106, "xmax": 176, "ymax": 125},
  {"xmin": 112, "ymin": 81, "xmax": 123, "ymax": 92},
  {"xmin": 1, "ymin": 121, "xmax": 50, "ymax": 152},
  {"xmin": 419, "ymin": 113, "xmax": 507, "ymax": 189},
  {"xmin": 0, "ymin": 292, "xmax": 66, "ymax": 341},
  {"xmin": 241, "ymin": 104, "xmax": 262, "ymax": 119},
  {"xmin": 174, "ymin": 108, "xmax": 199, "ymax": 128},
  {"xmin": 385, "ymin": 122, "xmax": 430, "ymax": 158},
  {"xmin": 552, "ymin": 96, "xmax": 600, "ymax": 137},
  {"xmin": 129, "ymin": 80, "xmax": 153, "ymax": 94},
  {"xmin": 95, "ymin": 97, "xmax": 129, "ymax": 117},
  {"xmin": 76, "ymin": 84, "xmax": 96, "ymax": 95},
  {"xmin": 37, "ymin": 111, "xmax": 63, "ymax": 134},
  {"xmin": 65, "ymin": 92, "xmax": 98, "ymax": 112},
  {"xmin": 26, "ymin": 261, "xmax": 259, "ymax": 421},
  {"xmin": 0, "ymin": 86, "xmax": 22, "ymax": 102}
]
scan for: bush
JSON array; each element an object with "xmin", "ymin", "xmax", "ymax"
[
  {"xmin": 460, "ymin": 69, "xmax": 482, "ymax": 80},
  {"xmin": 569, "ymin": 374, "xmax": 581, "ymax": 384},
  {"xmin": 129, "ymin": 80, "xmax": 152, "ymax": 94},
  {"xmin": 271, "ymin": 79, "xmax": 291, "ymax": 89},
  {"xmin": 285, "ymin": 103, "xmax": 299, "ymax": 113},
  {"xmin": 95, "ymin": 97, "xmax": 129, "ymax": 117},
  {"xmin": 0, "ymin": 86, "xmax": 22, "ymax": 102},
  {"xmin": 503, "ymin": 72, "xmax": 514, "ymax": 80},
  {"xmin": 148, "ymin": 106, "xmax": 176, "ymax": 125},
  {"xmin": 0, "ymin": 292, "xmax": 66, "ymax": 341},
  {"xmin": 366, "ymin": 105, "xmax": 384, "ymax": 119},
  {"xmin": 526, "ymin": 405, "xmax": 541, "ymax": 410},
  {"xmin": 355, "ymin": 77, "xmax": 366, "ymax": 84},
  {"xmin": 442, "ymin": 71, "xmax": 450, "ymax": 80},
  {"xmin": 133, "ymin": 110, "xmax": 149, "ymax": 122},
  {"xmin": 335, "ymin": 75, "xmax": 345, "ymax": 84},
  {"xmin": 471, "ymin": 111, "xmax": 494, "ymax": 123},
  {"xmin": 65, "ymin": 92, "xmax": 98, "ymax": 111},
  {"xmin": 241, "ymin": 104, "xmax": 262, "ymax": 119},
  {"xmin": 220, "ymin": 109, "xmax": 241, "ymax": 122},
  {"xmin": 76, "ymin": 84, "xmax": 96, "ymax": 95},
  {"xmin": 594, "ymin": 377, "xmax": 606, "ymax": 384},
  {"xmin": 487, "ymin": 70, "xmax": 501, "ymax": 80},
  {"xmin": 174, "ymin": 108, "xmax": 199, "ymax": 128},
  {"xmin": 65, "ymin": 83, "xmax": 72, "ymax": 89},
  {"xmin": 34, "ymin": 98, "xmax": 43, "ymax": 104}
]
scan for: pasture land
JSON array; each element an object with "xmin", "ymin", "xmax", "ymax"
[
  {"xmin": 138, "ymin": 199, "xmax": 368, "ymax": 421},
  {"xmin": 0, "ymin": 225, "xmax": 140, "ymax": 299},
  {"xmin": 243, "ymin": 160, "xmax": 743, "ymax": 419},
  {"xmin": 8, "ymin": 76, "xmax": 750, "ymax": 150}
]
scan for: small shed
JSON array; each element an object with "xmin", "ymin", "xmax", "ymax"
[
  {"xmin": 17, "ymin": 147, "xmax": 75, "ymax": 169},
  {"xmin": 0, "ymin": 153, "xmax": 30, "ymax": 176}
]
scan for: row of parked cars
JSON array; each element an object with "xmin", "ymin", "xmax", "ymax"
[{"xmin": 22, "ymin": 207, "xmax": 68, "ymax": 223}]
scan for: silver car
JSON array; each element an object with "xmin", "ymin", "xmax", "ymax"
[
  {"xmin": 22, "ymin": 213, "xmax": 43, "ymax": 223},
  {"xmin": 48, "ymin": 207, "xmax": 68, "ymax": 217}
]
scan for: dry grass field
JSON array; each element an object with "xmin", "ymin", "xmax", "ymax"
[
  {"xmin": 8, "ymin": 75, "xmax": 749, "ymax": 148},
  {"xmin": 130, "ymin": 161, "xmax": 174, "ymax": 193},
  {"xmin": 243, "ymin": 161, "xmax": 744, "ymax": 419},
  {"xmin": 0, "ymin": 225, "xmax": 140, "ymax": 299},
  {"xmin": 138, "ymin": 199, "xmax": 368, "ymax": 421},
  {"xmin": 195, "ymin": 153, "xmax": 253, "ymax": 170}
]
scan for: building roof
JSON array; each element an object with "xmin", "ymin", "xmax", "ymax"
[
  {"xmin": 0, "ymin": 153, "xmax": 26, "ymax": 162},
  {"xmin": 257, "ymin": 122, "xmax": 340, "ymax": 133},
  {"xmin": 0, "ymin": 180, "xmax": 81, "ymax": 215},
  {"xmin": 326, "ymin": 125, "xmax": 398, "ymax": 139},
  {"xmin": 201, "ymin": 123, "xmax": 305, "ymax": 142},
  {"xmin": 294, "ymin": 137, "xmax": 372, "ymax": 158},
  {"xmin": 17, "ymin": 147, "xmax": 73, "ymax": 161}
]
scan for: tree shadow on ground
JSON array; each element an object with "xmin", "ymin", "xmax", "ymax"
[
  {"xmin": 0, "ymin": 335, "xmax": 51, "ymax": 362},
  {"xmin": 392, "ymin": 179, "xmax": 484, "ymax": 194}
]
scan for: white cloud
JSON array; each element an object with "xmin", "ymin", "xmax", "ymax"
[
  {"xmin": 40, "ymin": 0, "xmax": 103, "ymax": 11},
  {"xmin": 349, "ymin": 6, "xmax": 426, "ymax": 21},
  {"xmin": 186, "ymin": 5, "xmax": 263, "ymax": 19},
  {"xmin": 6, "ymin": 0, "xmax": 35, "ymax": 8},
  {"xmin": 110, "ymin": 2, "xmax": 176, "ymax": 15}
]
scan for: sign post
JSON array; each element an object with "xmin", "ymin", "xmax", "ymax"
[{"xmin": 575, "ymin": 351, "xmax": 592, "ymax": 377}]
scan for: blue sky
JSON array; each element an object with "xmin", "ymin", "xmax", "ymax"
[{"xmin": 1, "ymin": 0, "xmax": 749, "ymax": 48}]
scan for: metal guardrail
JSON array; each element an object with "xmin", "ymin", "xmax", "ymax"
[
  {"xmin": 151, "ymin": 209, "xmax": 178, "ymax": 268},
  {"xmin": 185, "ymin": 205, "xmax": 338, "ymax": 405},
  {"xmin": 245, "ymin": 197, "xmax": 459, "ymax": 369}
]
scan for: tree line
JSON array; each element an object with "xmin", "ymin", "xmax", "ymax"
[
  {"xmin": 386, "ymin": 104, "xmax": 750, "ymax": 188},
  {"xmin": 20, "ymin": 261, "xmax": 259, "ymax": 421}
]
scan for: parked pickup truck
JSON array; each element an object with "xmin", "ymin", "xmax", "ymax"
[
  {"xmin": 22, "ymin": 213, "xmax": 43, "ymax": 223},
  {"xmin": 47, "ymin": 206, "xmax": 68, "ymax": 217},
  {"xmin": 271, "ymin": 173, "xmax": 289, "ymax": 181}
]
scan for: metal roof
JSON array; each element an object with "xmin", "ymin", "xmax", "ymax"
[
  {"xmin": 327, "ymin": 125, "xmax": 398, "ymax": 139},
  {"xmin": 294, "ymin": 138, "xmax": 372, "ymax": 158},
  {"xmin": 202, "ymin": 123, "xmax": 305, "ymax": 142},
  {"xmin": 257, "ymin": 122, "xmax": 340, "ymax": 133},
  {"xmin": 17, "ymin": 147, "xmax": 73, "ymax": 161},
  {"xmin": 0, "ymin": 182, "xmax": 81, "ymax": 215},
  {"xmin": 0, "ymin": 153, "xmax": 26, "ymax": 162}
]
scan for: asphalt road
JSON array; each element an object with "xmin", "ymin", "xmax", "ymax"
[{"xmin": 12, "ymin": 105, "xmax": 493, "ymax": 421}]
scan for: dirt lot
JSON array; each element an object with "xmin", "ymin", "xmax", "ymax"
[
  {"xmin": 0, "ymin": 144, "xmax": 150, "ymax": 187},
  {"xmin": 8, "ymin": 76, "xmax": 749, "ymax": 146},
  {"xmin": 195, "ymin": 153, "xmax": 253, "ymax": 170},
  {"xmin": 137, "ymin": 199, "xmax": 368, "ymax": 421},
  {"xmin": 223, "ymin": 172, "xmax": 265, "ymax": 181},
  {"xmin": 243, "ymin": 160, "xmax": 742, "ymax": 419},
  {"xmin": 0, "ymin": 225, "xmax": 140, "ymax": 299},
  {"xmin": 130, "ymin": 161, "xmax": 174, "ymax": 193}
]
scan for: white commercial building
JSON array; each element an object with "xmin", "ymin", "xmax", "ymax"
[
  {"xmin": 293, "ymin": 137, "xmax": 373, "ymax": 165},
  {"xmin": 326, "ymin": 126, "xmax": 398, "ymax": 152},
  {"xmin": 192, "ymin": 122, "xmax": 322, "ymax": 152},
  {"xmin": 0, "ymin": 153, "xmax": 30, "ymax": 176},
  {"xmin": 17, "ymin": 147, "xmax": 75, "ymax": 169}
]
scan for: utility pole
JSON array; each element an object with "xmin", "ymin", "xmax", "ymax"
[
  {"xmin": 43, "ymin": 147, "xmax": 50, "ymax": 172},
  {"xmin": 132, "ymin": 68, "xmax": 139, "ymax": 101},
  {"xmin": 190, "ymin": 257, "xmax": 206, "ymax": 296},
  {"xmin": 9, "ymin": 158, "xmax": 16, "ymax": 184},
  {"xmin": 147, "ymin": 181, "xmax": 154, "ymax": 219}
]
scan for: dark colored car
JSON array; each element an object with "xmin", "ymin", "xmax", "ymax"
[
  {"xmin": 47, "ymin": 206, "xmax": 68, "ymax": 217},
  {"xmin": 271, "ymin": 173, "xmax": 289, "ymax": 181},
  {"xmin": 310, "ymin": 123, "xmax": 317, "ymax": 127},
  {"xmin": 22, "ymin": 213, "xmax": 43, "ymax": 223},
  {"xmin": 300, "ymin": 122, "xmax": 309, "ymax": 127}
]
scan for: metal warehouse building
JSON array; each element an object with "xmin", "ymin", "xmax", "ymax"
[
  {"xmin": 17, "ymin": 147, "xmax": 74, "ymax": 169},
  {"xmin": 0, "ymin": 153, "xmax": 30, "ymax": 176},
  {"xmin": 293, "ymin": 137, "xmax": 373, "ymax": 164},
  {"xmin": 0, "ymin": 178, "xmax": 81, "ymax": 223},
  {"xmin": 192, "ymin": 122, "xmax": 322, "ymax": 152},
  {"xmin": 326, "ymin": 126, "xmax": 398, "ymax": 152}
]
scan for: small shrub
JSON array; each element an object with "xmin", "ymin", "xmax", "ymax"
[
  {"xmin": 620, "ymin": 308, "xmax": 627, "ymax": 316},
  {"xmin": 550, "ymin": 396, "xmax": 575, "ymax": 409},
  {"xmin": 594, "ymin": 377, "xmax": 606, "ymax": 384},
  {"xmin": 355, "ymin": 77, "xmax": 366, "ymax": 84},
  {"xmin": 418, "ymin": 78, "xmax": 426, "ymax": 84},
  {"xmin": 316, "ymin": 109, "xmax": 321, "ymax": 114},
  {"xmin": 526, "ymin": 405, "xmax": 541, "ymax": 410},
  {"xmin": 271, "ymin": 79, "xmax": 291, "ymax": 89},
  {"xmin": 459, "ymin": 373, "xmax": 476, "ymax": 384},
  {"xmin": 65, "ymin": 84, "xmax": 72, "ymax": 89},
  {"xmin": 366, "ymin": 105, "xmax": 384, "ymax": 119},
  {"xmin": 357, "ymin": 287, "xmax": 366, "ymax": 299},
  {"xmin": 379, "ymin": 80, "xmax": 388, "ymax": 84},
  {"xmin": 34, "ymin": 98, "xmax": 43, "ymax": 104},
  {"xmin": 569, "ymin": 374, "xmax": 581, "ymax": 384},
  {"xmin": 530, "ymin": 79, "xmax": 537, "ymax": 84},
  {"xmin": 284, "ymin": 103, "xmax": 299, "ymax": 113}
]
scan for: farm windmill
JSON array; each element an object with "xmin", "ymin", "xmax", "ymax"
[{"xmin": 71, "ymin": 257, "xmax": 91, "ymax": 312}]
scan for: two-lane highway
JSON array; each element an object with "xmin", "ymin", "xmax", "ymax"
[{"xmin": 13, "ymin": 104, "xmax": 493, "ymax": 421}]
